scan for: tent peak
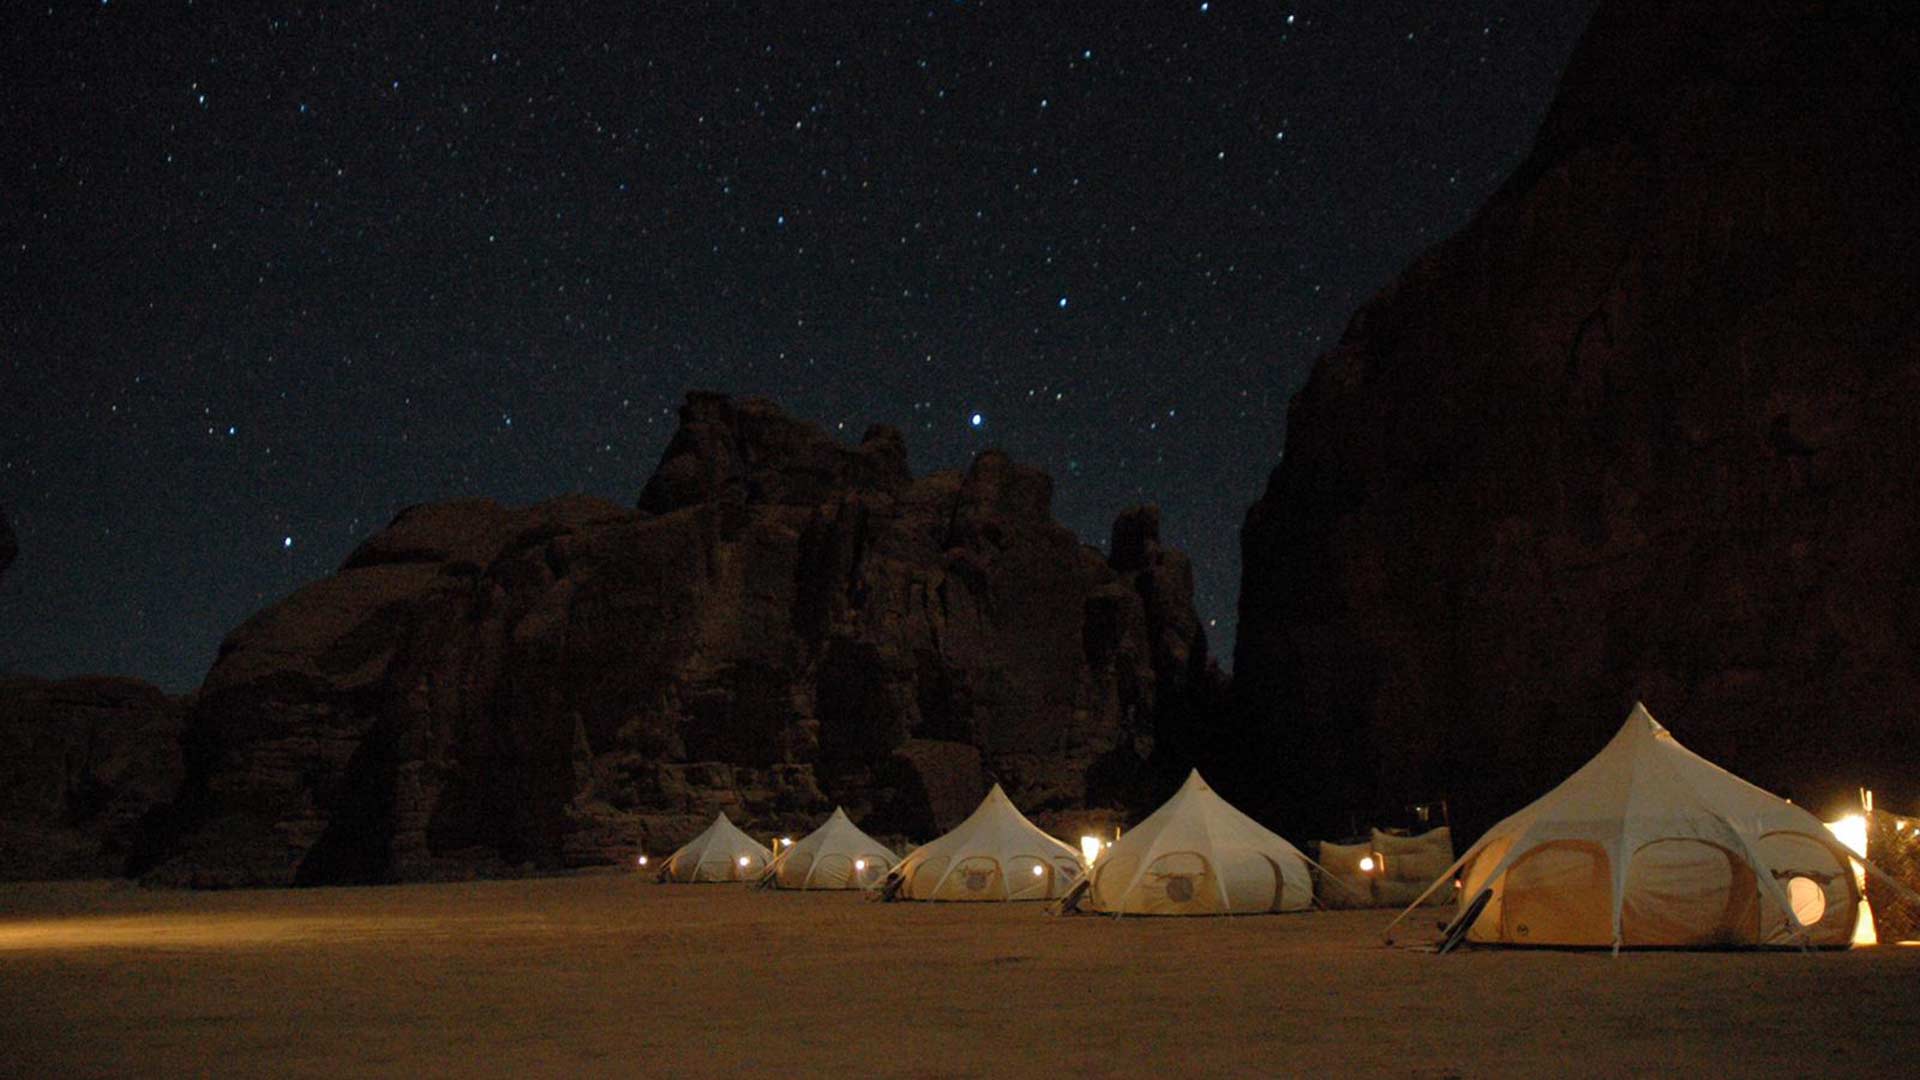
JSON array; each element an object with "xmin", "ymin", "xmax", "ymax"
[{"xmin": 1625, "ymin": 701, "xmax": 1668, "ymax": 735}]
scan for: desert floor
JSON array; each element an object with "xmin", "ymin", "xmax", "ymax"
[{"xmin": 2, "ymin": 873, "xmax": 1916, "ymax": 1078}]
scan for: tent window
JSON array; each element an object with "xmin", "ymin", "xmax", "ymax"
[
  {"xmin": 1755, "ymin": 830, "xmax": 1856, "ymax": 945},
  {"xmin": 1787, "ymin": 876, "xmax": 1827, "ymax": 926}
]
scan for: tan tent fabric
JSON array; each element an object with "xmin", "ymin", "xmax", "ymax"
[
  {"xmin": 1391, "ymin": 703, "xmax": 1862, "ymax": 949},
  {"xmin": 1077, "ymin": 770, "xmax": 1314, "ymax": 916},
  {"xmin": 658, "ymin": 811, "xmax": 775, "ymax": 883},
  {"xmin": 1315, "ymin": 828, "xmax": 1454, "ymax": 908},
  {"xmin": 1314, "ymin": 840, "xmax": 1375, "ymax": 910},
  {"xmin": 884, "ymin": 784, "xmax": 1085, "ymax": 901},
  {"xmin": 1373, "ymin": 827, "xmax": 1454, "ymax": 908},
  {"xmin": 759, "ymin": 807, "xmax": 897, "ymax": 890}
]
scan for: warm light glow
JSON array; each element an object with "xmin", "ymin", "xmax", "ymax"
[
  {"xmin": 637, "ymin": 855, "xmax": 648, "ymax": 867},
  {"xmin": 1031, "ymin": 864, "xmax": 1045, "ymax": 877},
  {"xmin": 854, "ymin": 859, "xmax": 867, "ymax": 872},
  {"xmin": 1358, "ymin": 856, "xmax": 1377, "ymax": 874},
  {"xmin": 1827, "ymin": 814, "xmax": 1868, "ymax": 857},
  {"xmin": 1824, "ymin": 814, "xmax": 1877, "ymax": 946},
  {"xmin": 737, "ymin": 855, "xmax": 750, "ymax": 867},
  {"xmin": 781, "ymin": 837, "xmax": 793, "ymax": 847},
  {"xmin": 1080, "ymin": 836, "xmax": 1102, "ymax": 865}
]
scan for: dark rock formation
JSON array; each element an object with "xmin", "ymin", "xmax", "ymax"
[
  {"xmin": 0, "ymin": 506, "xmax": 15, "ymax": 585},
  {"xmin": 0, "ymin": 677, "xmax": 185, "ymax": 880},
  {"xmin": 142, "ymin": 393, "xmax": 1206, "ymax": 886},
  {"xmin": 1236, "ymin": 1, "xmax": 1920, "ymax": 842}
]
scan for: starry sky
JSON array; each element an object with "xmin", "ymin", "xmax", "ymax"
[{"xmin": 2, "ymin": 2, "xmax": 1596, "ymax": 692}]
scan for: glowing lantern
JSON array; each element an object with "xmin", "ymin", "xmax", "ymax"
[
  {"xmin": 1080, "ymin": 836, "xmax": 1102, "ymax": 865},
  {"xmin": 637, "ymin": 855, "xmax": 649, "ymax": 867},
  {"xmin": 1358, "ymin": 856, "xmax": 1377, "ymax": 874},
  {"xmin": 737, "ymin": 855, "xmax": 751, "ymax": 868},
  {"xmin": 1031, "ymin": 864, "xmax": 1045, "ymax": 877},
  {"xmin": 781, "ymin": 837, "xmax": 794, "ymax": 847},
  {"xmin": 854, "ymin": 859, "xmax": 867, "ymax": 872}
]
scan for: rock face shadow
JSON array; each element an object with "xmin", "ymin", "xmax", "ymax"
[{"xmin": 1233, "ymin": 0, "xmax": 1920, "ymax": 841}]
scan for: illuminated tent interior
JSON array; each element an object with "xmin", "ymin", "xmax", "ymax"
[
  {"xmin": 758, "ymin": 807, "xmax": 897, "ymax": 890},
  {"xmin": 1388, "ymin": 703, "xmax": 1869, "ymax": 950},
  {"xmin": 655, "ymin": 812, "xmax": 775, "ymax": 884},
  {"xmin": 880, "ymin": 784, "xmax": 1085, "ymax": 902},
  {"xmin": 1054, "ymin": 770, "xmax": 1315, "ymax": 916}
]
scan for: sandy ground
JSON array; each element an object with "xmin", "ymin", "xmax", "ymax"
[{"xmin": 2, "ymin": 874, "xmax": 1917, "ymax": 1078}]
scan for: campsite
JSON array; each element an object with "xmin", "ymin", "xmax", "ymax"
[
  {"xmin": 4, "ymin": 873, "xmax": 1919, "ymax": 1077},
  {"xmin": 7, "ymin": 729, "xmax": 1920, "ymax": 1075},
  {"xmin": 9, "ymin": 1, "xmax": 1920, "ymax": 1074}
]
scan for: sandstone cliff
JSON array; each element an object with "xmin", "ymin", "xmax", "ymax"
[
  {"xmin": 0, "ymin": 676, "xmax": 185, "ymax": 880},
  {"xmin": 1235, "ymin": 0, "xmax": 1920, "ymax": 839},
  {"xmin": 142, "ymin": 394, "xmax": 1206, "ymax": 886},
  {"xmin": 0, "ymin": 507, "xmax": 15, "ymax": 585}
]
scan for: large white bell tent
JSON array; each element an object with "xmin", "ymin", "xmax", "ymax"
[
  {"xmin": 759, "ymin": 806, "xmax": 897, "ymax": 890},
  {"xmin": 1389, "ymin": 703, "xmax": 1892, "ymax": 951},
  {"xmin": 881, "ymin": 783, "xmax": 1085, "ymax": 901},
  {"xmin": 656, "ymin": 812, "xmax": 775, "ymax": 883},
  {"xmin": 1055, "ymin": 770, "xmax": 1315, "ymax": 916}
]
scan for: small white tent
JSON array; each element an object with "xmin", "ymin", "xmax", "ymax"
[
  {"xmin": 882, "ymin": 784, "xmax": 1085, "ymax": 901},
  {"xmin": 1061, "ymin": 770, "xmax": 1314, "ymax": 916},
  {"xmin": 759, "ymin": 806, "xmax": 897, "ymax": 890},
  {"xmin": 657, "ymin": 812, "xmax": 775, "ymax": 883},
  {"xmin": 1389, "ymin": 703, "xmax": 1865, "ymax": 950}
]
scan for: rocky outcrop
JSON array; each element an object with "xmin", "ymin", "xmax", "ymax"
[
  {"xmin": 1236, "ymin": 1, "xmax": 1920, "ymax": 841},
  {"xmin": 142, "ymin": 394, "xmax": 1207, "ymax": 886},
  {"xmin": 0, "ymin": 506, "xmax": 15, "ymax": 585},
  {"xmin": 0, "ymin": 677, "xmax": 185, "ymax": 880}
]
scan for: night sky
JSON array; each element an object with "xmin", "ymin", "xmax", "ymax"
[{"xmin": 3, "ymin": 2, "xmax": 1595, "ymax": 692}]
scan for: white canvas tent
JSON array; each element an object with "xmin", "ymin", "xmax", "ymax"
[
  {"xmin": 1058, "ymin": 770, "xmax": 1315, "ymax": 916},
  {"xmin": 882, "ymin": 784, "xmax": 1084, "ymax": 901},
  {"xmin": 759, "ymin": 806, "xmax": 897, "ymax": 890},
  {"xmin": 657, "ymin": 811, "xmax": 775, "ymax": 883},
  {"xmin": 1389, "ymin": 703, "xmax": 1871, "ymax": 950}
]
